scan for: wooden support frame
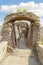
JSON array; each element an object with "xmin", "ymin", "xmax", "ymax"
[
  {"xmin": 29, "ymin": 22, "xmax": 34, "ymax": 48},
  {"xmin": 2, "ymin": 12, "xmax": 40, "ymax": 48},
  {"xmin": 11, "ymin": 23, "xmax": 16, "ymax": 48}
]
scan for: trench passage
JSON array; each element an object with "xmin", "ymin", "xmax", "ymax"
[
  {"xmin": 17, "ymin": 33, "xmax": 29, "ymax": 49},
  {"xmin": 15, "ymin": 24, "xmax": 29, "ymax": 49}
]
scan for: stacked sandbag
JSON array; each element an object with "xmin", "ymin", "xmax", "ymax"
[
  {"xmin": 1, "ymin": 24, "xmax": 12, "ymax": 41},
  {"xmin": 1, "ymin": 23, "xmax": 15, "ymax": 48}
]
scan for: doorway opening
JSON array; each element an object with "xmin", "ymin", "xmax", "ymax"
[{"xmin": 14, "ymin": 20, "xmax": 30, "ymax": 49}]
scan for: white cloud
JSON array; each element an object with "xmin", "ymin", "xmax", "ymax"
[
  {"xmin": 0, "ymin": 1, "xmax": 43, "ymax": 26},
  {"xmin": 0, "ymin": 5, "xmax": 17, "ymax": 13},
  {"xmin": 0, "ymin": 1, "xmax": 43, "ymax": 17},
  {"xmin": 0, "ymin": 1, "xmax": 43, "ymax": 16},
  {"xmin": 17, "ymin": 1, "xmax": 43, "ymax": 17}
]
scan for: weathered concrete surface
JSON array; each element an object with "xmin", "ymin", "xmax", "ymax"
[
  {"xmin": 0, "ymin": 41, "xmax": 7, "ymax": 62},
  {"xmin": 0, "ymin": 49, "xmax": 40, "ymax": 65},
  {"xmin": 1, "ymin": 12, "xmax": 40, "ymax": 48},
  {"xmin": 37, "ymin": 44, "xmax": 43, "ymax": 65},
  {"xmin": 0, "ymin": 12, "xmax": 40, "ymax": 65}
]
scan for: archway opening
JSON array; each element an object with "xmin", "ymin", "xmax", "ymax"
[
  {"xmin": 11, "ymin": 20, "xmax": 31, "ymax": 49},
  {"xmin": 2, "ymin": 12, "xmax": 40, "ymax": 49}
]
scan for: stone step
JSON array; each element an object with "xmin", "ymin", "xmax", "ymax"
[{"xmin": 14, "ymin": 49, "xmax": 32, "ymax": 57}]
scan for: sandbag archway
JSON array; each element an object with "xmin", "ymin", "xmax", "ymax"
[{"xmin": 1, "ymin": 12, "xmax": 40, "ymax": 48}]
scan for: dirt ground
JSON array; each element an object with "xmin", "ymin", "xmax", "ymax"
[{"xmin": 0, "ymin": 49, "xmax": 40, "ymax": 65}]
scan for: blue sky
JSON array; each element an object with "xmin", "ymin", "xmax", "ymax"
[
  {"xmin": 0, "ymin": 0, "xmax": 43, "ymax": 5},
  {"xmin": 0, "ymin": 0, "xmax": 43, "ymax": 26}
]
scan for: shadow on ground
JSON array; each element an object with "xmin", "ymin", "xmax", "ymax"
[{"xmin": 28, "ymin": 50, "xmax": 41, "ymax": 65}]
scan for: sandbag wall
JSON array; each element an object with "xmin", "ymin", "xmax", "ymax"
[{"xmin": 1, "ymin": 23, "xmax": 11, "ymax": 41}]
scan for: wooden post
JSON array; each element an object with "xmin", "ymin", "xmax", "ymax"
[
  {"xmin": 26, "ymin": 25, "xmax": 29, "ymax": 46},
  {"xmin": 29, "ymin": 22, "xmax": 34, "ymax": 48},
  {"xmin": 11, "ymin": 23, "xmax": 16, "ymax": 48},
  {"xmin": 17, "ymin": 25, "xmax": 20, "ymax": 37}
]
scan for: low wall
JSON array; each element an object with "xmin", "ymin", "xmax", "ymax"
[
  {"xmin": 36, "ymin": 44, "xmax": 43, "ymax": 65},
  {"xmin": 0, "ymin": 41, "xmax": 8, "ymax": 62}
]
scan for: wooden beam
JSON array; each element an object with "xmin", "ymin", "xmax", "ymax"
[
  {"xmin": 29, "ymin": 22, "xmax": 34, "ymax": 48},
  {"xmin": 11, "ymin": 23, "xmax": 16, "ymax": 48}
]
